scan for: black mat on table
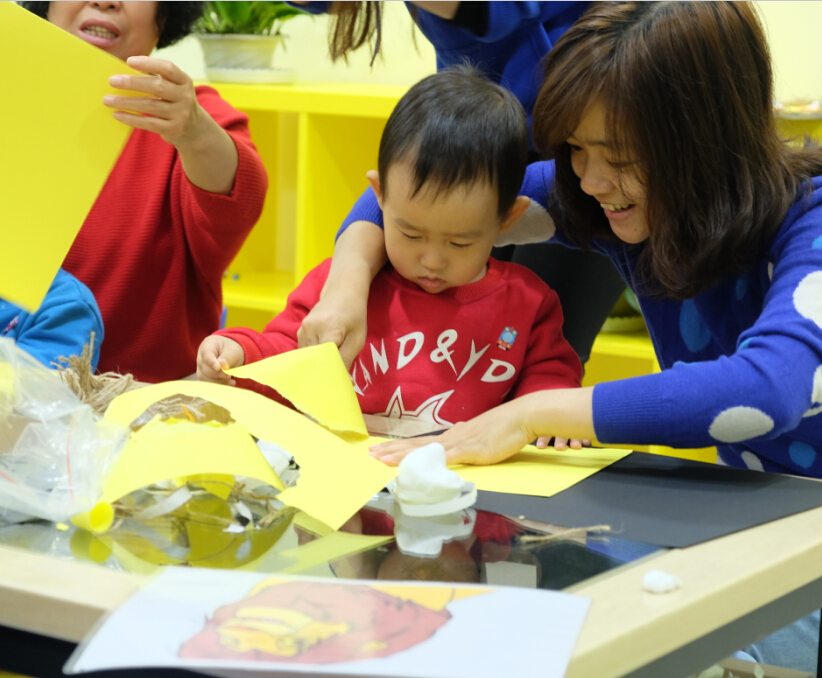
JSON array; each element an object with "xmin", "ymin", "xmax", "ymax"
[{"xmin": 473, "ymin": 451, "xmax": 822, "ymax": 548}]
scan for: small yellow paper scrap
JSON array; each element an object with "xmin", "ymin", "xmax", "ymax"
[{"xmin": 226, "ymin": 342, "xmax": 367, "ymax": 437}]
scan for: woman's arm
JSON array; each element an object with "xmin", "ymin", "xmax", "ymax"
[
  {"xmin": 106, "ymin": 56, "xmax": 239, "ymax": 195},
  {"xmin": 370, "ymin": 386, "xmax": 596, "ymax": 465},
  {"xmin": 297, "ymin": 220, "xmax": 387, "ymax": 370}
]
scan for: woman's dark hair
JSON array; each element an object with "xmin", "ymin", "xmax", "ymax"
[
  {"xmin": 327, "ymin": 1, "xmax": 383, "ymax": 64},
  {"xmin": 19, "ymin": 2, "xmax": 204, "ymax": 50},
  {"xmin": 379, "ymin": 66, "xmax": 528, "ymax": 216},
  {"xmin": 533, "ymin": 1, "xmax": 822, "ymax": 299}
]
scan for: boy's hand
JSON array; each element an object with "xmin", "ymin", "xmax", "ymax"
[
  {"xmin": 197, "ymin": 336, "xmax": 245, "ymax": 385},
  {"xmin": 536, "ymin": 437, "xmax": 592, "ymax": 450}
]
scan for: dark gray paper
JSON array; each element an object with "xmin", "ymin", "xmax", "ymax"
[{"xmin": 474, "ymin": 452, "xmax": 822, "ymax": 548}]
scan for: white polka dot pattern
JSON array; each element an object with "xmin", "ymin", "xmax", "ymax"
[
  {"xmin": 740, "ymin": 451, "xmax": 764, "ymax": 471},
  {"xmin": 804, "ymin": 365, "xmax": 822, "ymax": 418},
  {"xmin": 709, "ymin": 406, "xmax": 775, "ymax": 443},
  {"xmin": 793, "ymin": 271, "xmax": 822, "ymax": 329}
]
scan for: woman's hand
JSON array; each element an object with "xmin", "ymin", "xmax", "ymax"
[
  {"xmin": 196, "ymin": 336, "xmax": 245, "ymax": 386},
  {"xmin": 369, "ymin": 387, "xmax": 596, "ymax": 466},
  {"xmin": 297, "ymin": 220, "xmax": 387, "ymax": 370},
  {"xmin": 297, "ymin": 285, "xmax": 369, "ymax": 371},
  {"xmin": 537, "ymin": 436, "xmax": 592, "ymax": 450},
  {"xmin": 104, "ymin": 56, "xmax": 239, "ymax": 194}
]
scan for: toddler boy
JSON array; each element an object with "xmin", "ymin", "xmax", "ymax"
[{"xmin": 197, "ymin": 68, "xmax": 582, "ymax": 437}]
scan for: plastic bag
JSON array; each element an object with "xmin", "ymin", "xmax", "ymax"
[{"xmin": 0, "ymin": 338, "xmax": 127, "ymax": 524}]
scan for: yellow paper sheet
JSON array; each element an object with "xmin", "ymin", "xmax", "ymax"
[
  {"xmin": 453, "ymin": 445, "xmax": 631, "ymax": 496},
  {"xmin": 226, "ymin": 342, "xmax": 367, "ymax": 436},
  {"xmin": 0, "ymin": 3, "xmax": 141, "ymax": 311},
  {"xmin": 103, "ymin": 381, "xmax": 397, "ymax": 531}
]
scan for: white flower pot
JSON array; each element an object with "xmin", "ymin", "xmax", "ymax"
[{"xmin": 196, "ymin": 33, "xmax": 284, "ymax": 70}]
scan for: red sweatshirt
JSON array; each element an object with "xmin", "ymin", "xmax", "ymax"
[
  {"xmin": 219, "ymin": 258, "xmax": 582, "ymax": 427},
  {"xmin": 63, "ymin": 86, "xmax": 268, "ymax": 383}
]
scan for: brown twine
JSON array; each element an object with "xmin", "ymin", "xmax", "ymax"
[
  {"xmin": 518, "ymin": 525, "xmax": 612, "ymax": 546},
  {"xmin": 53, "ymin": 332, "xmax": 138, "ymax": 416}
]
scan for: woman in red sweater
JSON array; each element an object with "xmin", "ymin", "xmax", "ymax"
[{"xmin": 21, "ymin": 2, "xmax": 269, "ymax": 383}]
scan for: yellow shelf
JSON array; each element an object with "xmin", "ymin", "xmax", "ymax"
[
  {"xmin": 591, "ymin": 330, "xmax": 657, "ymax": 362},
  {"xmin": 222, "ymin": 270, "xmax": 293, "ymax": 314},
  {"xmin": 198, "ymin": 81, "xmax": 407, "ymax": 118}
]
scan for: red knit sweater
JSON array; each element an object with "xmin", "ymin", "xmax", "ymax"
[
  {"xmin": 63, "ymin": 86, "xmax": 268, "ymax": 383},
  {"xmin": 219, "ymin": 258, "xmax": 583, "ymax": 426}
]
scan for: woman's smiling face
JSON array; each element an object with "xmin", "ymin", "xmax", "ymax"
[
  {"xmin": 47, "ymin": 1, "xmax": 160, "ymax": 61},
  {"xmin": 567, "ymin": 99, "xmax": 649, "ymax": 244}
]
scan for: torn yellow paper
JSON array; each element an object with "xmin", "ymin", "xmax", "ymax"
[
  {"xmin": 73, "ymin": 417, "xmax": 283, "ymax": 532},
  {"xmin": 226, "ymin": 343, "xmax": 367, "ymax": 436},
  {"xmin": 0, "ymin": 3, "xmax": 141, "ymax": 311},
  {"xmin": 104, "ymin": 381, "xmax": 396, "ymax": 531},
  {"xmin": 454, "ymin": 445, "xmax": 631, "ymax": 496}
]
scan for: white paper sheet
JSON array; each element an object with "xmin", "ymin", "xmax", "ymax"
[{"xmin": 66, "ymin": 567, "xmax": 590, "ymax": 678}]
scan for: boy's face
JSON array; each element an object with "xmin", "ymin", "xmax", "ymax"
[{"xmin": 373, "ymin": 162, "xmax": 508, "ymax": 294}]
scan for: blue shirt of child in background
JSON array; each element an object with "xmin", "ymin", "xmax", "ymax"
[{"xmin": 0, "ymin": 268, "xmax": 103, "ymax": 370}]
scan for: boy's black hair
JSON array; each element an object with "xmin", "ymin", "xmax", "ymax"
[
  {"xmin": 18, "ymin": 2, "xmax": 204, "ymax": 50},
  {"xmin": 379, "ymin": 65, "xmax": 528, "ymax": 216}
]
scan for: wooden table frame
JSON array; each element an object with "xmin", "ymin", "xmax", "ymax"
[{"xmin": 2, "ymin": 504, "xmax": 822, "ymax": 678}]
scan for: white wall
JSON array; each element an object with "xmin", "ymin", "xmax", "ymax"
[
  {"xmin": 156, "ymin": 3, "xmax": 437, "ymax": 86},
  {"xmin": 157, "ymin": 2, "xmax": 822, "ymax": 103},
  {"xmin": 755, "ymin": 1, "xmax": 822, "ymax": 104}
]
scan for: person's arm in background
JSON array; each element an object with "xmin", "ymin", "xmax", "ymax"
[
  {"xmin": 13, "ymin": 269, "xmax": 104, "ymax": 371},
  {"xmin": 106, "ymin": 57, "xmax": 241, "ymax": 195}
]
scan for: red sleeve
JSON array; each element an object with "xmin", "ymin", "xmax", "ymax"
[
  {"xmin": 175, "ymin": 86, "xmax": 269, "ymax": 299},
  {"xmin": 215, "ymin": 260, "xmax": 332, "ymax": 399},
  {"xmin": 509, "ymin": 284, "xmax": 583, "ymax": 399}
]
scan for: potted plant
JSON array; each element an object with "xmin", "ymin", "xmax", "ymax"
[{"xmin": 194, "ymin": 1, "xmax": 308, "ymax": 82}]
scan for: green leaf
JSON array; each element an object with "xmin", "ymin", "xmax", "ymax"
[{"xmin": 195, "ymin": 1, "xmax": 310, "ymax": 35}]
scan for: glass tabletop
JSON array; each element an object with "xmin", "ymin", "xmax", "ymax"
[{"xmin": 0, "ymin": 488, "xmax": 664, "ymax": 592}]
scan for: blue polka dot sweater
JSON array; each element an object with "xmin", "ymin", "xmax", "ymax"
[
  {"xmin": 340, "ymin": 162, "xmax": 822, "ymax": 477},
  {"xmin": 522, "ymin": 162, "xmax": 822, "ymax": 476}
]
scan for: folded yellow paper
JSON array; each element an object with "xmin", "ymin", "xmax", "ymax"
[{"xmin": 226, "ymin": 342, "xmax": 368, "ymax": 437}]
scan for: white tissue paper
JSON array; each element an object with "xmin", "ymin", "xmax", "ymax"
[
  {"xmin": 642, "ymin": 569, "xmax": 683, "ymax": 593},
  {"xmin": 386, "ymin": 442, "xmax": 476, "ymax": 517}
]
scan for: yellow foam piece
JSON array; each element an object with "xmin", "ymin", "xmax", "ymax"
[
  {"xmin": 226, "ymin": 342, "xmax": 367, "ymax": 436},
  {"xmin": 0, "ymin": 3, "xmax": 142, "ymax": 311}
]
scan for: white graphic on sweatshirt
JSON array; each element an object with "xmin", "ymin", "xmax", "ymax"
[
  {"xmin": 373, "ymin": 386, "xmax": 456, "ymax": 426},
  {"xmin": 351, "ymin": 330, "xmax": 516, "ymax": 396}
]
